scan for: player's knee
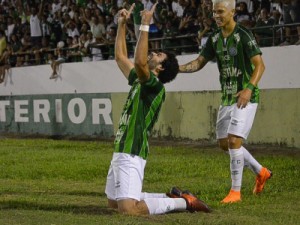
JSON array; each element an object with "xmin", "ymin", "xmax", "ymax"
[
  {"xmin": 218, "ymin": 139, "xmax": 228, "ymax": 151},
  {"xmin": 117, "ymin": 204, "xmax": 139, "ymax": 215},
  {"xmin": 228, "ymin": 136, "xmax": 242, "ymax": 149},
  {"xmin": 107, "ymin": 199, "xmax": 118, "ymax": 209},
  {"xmin": 218, "ymin": 142, "xmax": 228, "ymax": 151}
]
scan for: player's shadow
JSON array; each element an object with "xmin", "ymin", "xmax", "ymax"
[{"xmin": 0, "ymin": 200, "xmax": 117, "ymax": 215}]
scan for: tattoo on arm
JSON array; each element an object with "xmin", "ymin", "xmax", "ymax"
[{"xmin": 181, "ymin": 59, "xmax": 202, "ymax": 73}]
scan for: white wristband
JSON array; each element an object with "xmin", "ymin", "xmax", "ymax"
[{"xmin": 139, "ymin": 25, "xmax": 150, "ymax": 32}]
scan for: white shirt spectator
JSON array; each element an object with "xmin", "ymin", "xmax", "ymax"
[
  {"xmin": 69, "ymin": 10, "xmax": 75, "ymax": 19},
  {"xmin": 89, "ymin": 22, "xmax": 106, "ymax": 39},
  {"xmin": 172, "ymin": 1, "xmax": 184, "ymax": 17},
  {"xmin": 67, "ymin": 27, "xmax": 80, "ymax": 38},
  {"xmin": 7, "ymin": 23, "xmax": 15, "ymax": 40},
  {"xmin": 30, "ymin": 15, "xmax": 42, "ymax": 37},
  {"xmin": 52, "ymin": 2, "xmax": 61, "ymax": 15},
  {"xmin": 117, "ymin": 0, "xmax": 124, "ymax": 8}
]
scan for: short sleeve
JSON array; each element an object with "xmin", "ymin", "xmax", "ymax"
[
  {"xmin": 242, "ymin": 30, "xmax": 262, "ymax": 59},
  {"xmin": 128, "ymin": 68, "xmax": 138, "ymax": 85},
  {"xmin": 200, "ymin": 34, "xmax": 216, "ymax": 61}
]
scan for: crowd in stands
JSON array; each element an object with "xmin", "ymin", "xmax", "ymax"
[{"xmin": 0, "ymin": 0, "xmax": 299, "ymax": 82}]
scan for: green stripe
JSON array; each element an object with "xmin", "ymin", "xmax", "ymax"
[{"xmin": 141, "ymin": 88, "xmax": 165, "ymax": 157}]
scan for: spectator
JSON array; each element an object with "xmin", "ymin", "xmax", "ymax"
[
  {"xmin": 52, "ymin": 0, "xmax": 62, "ymax": 15},
  {"xmin": 154, "ymin": 0, "xmax": 168, "ymax": 24},
  {"xmin": 132, "ymin": 0, "xmax": 144, "ymax": 40},
  {"xmin": 0, "ymin": 44, "xmax": 11, "ymax": 83},
  {"xmin": 68, "ymin": 3, "xmax": 78, "ymax": 19},
  {"xmin": 0, "ymin": 29, "xmax": 7, "ymax": 57},
  {"xmin": 34, "ymin": 37, "xmax": 52, "ymax": 65},
  {"xmin": 254, "ymin": 8, "xmax": 277, "ymax": 47},
  {"xmin": 90, "ymin": 38, "xmax": 108, "ymax": 61},
  {"xmin": 162, "ymin": 19, "xmax": 180, "ymax": 54},
  {"xmin": 22, "ymin": 0, "xmax": 45, "ymax": 49},
  {"xmin": 106, "ymin": 25, "xmax": 117, "ymax": 59},
  {"xmin": 200, "ymin": 0, "xmax": 213, "ymax": 19},
  {"xmin": 235, "ymin": 1, "xmax": 255, "ymax": 28},
  {"xmin": 49, "ymin": 11, "xmax": 63, "ymax": 46},
  {"xmin": 0, "ymin": 14, "xmax": 6, "ymax": 33},
  {"xmin": 171, "ymin": 0, "xmax": 184, "ymax": 18},
  {"xmin": 236, "ymin": 0, "xmax": 256, "ymax": 16},
  {"xmin": 279, "ymin": 0, "xmax": 300, "ymax": 45},
  {"xmin": 6, "ymin": 16, "xmax": 15, "ymax": 42},
  {"xmin": 81, "ymin": 9, "xmax": 106, "ymax": 40},
  {"xmin": 41, "ymin": 15, "xmax": 51, "ymax": 40},
  {"xmin": 20, "ymin": 32, "xmax": 33, "ymax": 66},
  {"xmin": 105, "ymin": 14, "xmax": 116, "ymax": 36},
  {"xmin": 95, "ymin": 0, "xmax": 105, "ymax": 14},
  {"xmin": 65, "ymin": 20, "xmax": 80, "ymax": 38},
  {"xmin": 9, "ymin": 33, "xmax": 22, "ymax": 67},
  {"xmin": 82, "ymin": 31, "xmax": 93, "ymax": 62},
  {"xmin": 50, "ymin": 41, "xmax": 67, "ymax": 79},
  {"xmin": 178, "ymin": 2, "xmax": 199, "ymax": 53},
  {"xmin": 196, "ymin": 17, "xmax": 214, "ymax": 50}
]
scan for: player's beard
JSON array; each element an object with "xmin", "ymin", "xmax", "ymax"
[
  {"xmin": 147, "ymin": 53, "xmax": 159, "ymax": 70},
  {"xmin": 148, "ymin": 59, "xmax": 160, "ymax": 71}
]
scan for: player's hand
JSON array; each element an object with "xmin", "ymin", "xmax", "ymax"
[
  {"xmin": 117, "ymin": 3, "xmax": 135, "ymax": 24},
  {"xmin": 236, "ymin": 88, "xmax": 252, "ymax": 109},
  {"xmin": 140, "ymin": 2, "xmax": 157, "ymax": 25}
]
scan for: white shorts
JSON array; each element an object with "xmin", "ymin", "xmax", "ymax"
[
  {"xmin": 216, "ymin": 103, "xmax": 258, "ymax": 140},
  {"xmin": 105, "ymin": 152, "xmax": 146, "ymax": 201}
]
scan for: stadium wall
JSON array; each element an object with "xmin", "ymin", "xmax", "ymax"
[{"xmin": 0, "ymin": 46, "xmax": 299, "ymax": 147}]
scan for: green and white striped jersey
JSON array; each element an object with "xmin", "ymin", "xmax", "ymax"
[
  {"xmin": 200, "ymin": 24, "xmax": 262, "ymax": 106},
  {"xmin": 114, "ymin": 69, "xmax": 165, "ymax": 160}
]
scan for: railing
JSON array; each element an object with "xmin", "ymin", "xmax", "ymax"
[{"xmin": 6, "ymin": 22, "xmax": 300, "ymax": 67}]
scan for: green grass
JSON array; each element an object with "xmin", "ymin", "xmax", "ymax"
[{"xmin": 0, "ymin": 138, "xmax": 299, "ymax": 225}]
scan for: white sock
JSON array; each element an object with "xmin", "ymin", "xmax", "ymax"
[
  {"xmin": 144, "ymin": 198, "xmax": 186, "ymax": 215},
  {"xmin": 229, "ymin": 148, "xmax": 244, "ymax": 191},
  {"xmin": 140, "ymin": 192, "xmax": 168, "ymax": 200},
  {"xmin": 241, "ymin": 146, "xmax": 262, "ymax": 174}
]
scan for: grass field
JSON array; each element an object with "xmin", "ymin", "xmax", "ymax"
[{"xmin": 0, "ymin": 138, "xmax": 299, "ymax": 225}]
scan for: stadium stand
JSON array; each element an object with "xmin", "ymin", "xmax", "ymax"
[{"xmin": 0, "ymin": 0, "xmax": 299, "ymax": 77}]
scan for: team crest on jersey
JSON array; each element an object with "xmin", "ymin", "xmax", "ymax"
[{"xmin": 229, "ymin": 47, "xmax": 237, "ymax": 56}]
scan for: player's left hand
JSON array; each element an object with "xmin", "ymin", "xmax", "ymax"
[
  {"xmin": 140, "ymin": 2, "xmax": 157, "ymax": 25},
  {"xmin": 236, "ymin": 89, "xmax": 252, "ymax": 109}
]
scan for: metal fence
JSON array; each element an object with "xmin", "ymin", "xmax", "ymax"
[{"xmin": 7, "ymin": 22, "xmax": 300, "ymax": 66}]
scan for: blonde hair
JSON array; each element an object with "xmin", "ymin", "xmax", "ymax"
[{"xmin": 212, "ymin": 0, "xmax": 236, "ymax": 10}]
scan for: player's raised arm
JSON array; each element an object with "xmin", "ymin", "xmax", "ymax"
[
  {"xmin": 115, "ymin": 4, "xmax": 135, "ymax": 79},
  {"xmin": 134, "ymin": 3, "xmax": 157, "ymax": 83}
]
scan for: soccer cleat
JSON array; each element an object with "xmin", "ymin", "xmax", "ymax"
[
  {"xmin": 181, "ymin": 191, "xmax": 211, "ymax": 213},
  {"xmin": 221, "ymin": 190, "xmax": 241, "ymax": 203},
  {"xmin": 166, "ymin": 186, "xmax": 182, "ymax": 198},
  {"xmin": 253, "ymin": 167, "xmax": 272, "ymax": 194},
  {"xmin": 167, "ymin": 187, "xmax": 211, "ymax": 213}
]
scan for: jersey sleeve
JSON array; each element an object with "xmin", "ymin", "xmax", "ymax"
[
  {"xmin": 242, "ymin": 30, "xmax": 262, "ymax": 59},
  {"xmin": 128, "ymin": 68, "xmax": 138, "ymax": 85},
  {"xmin": 200, "ymin": 34, "xmax": 216, "ymax": 61}
]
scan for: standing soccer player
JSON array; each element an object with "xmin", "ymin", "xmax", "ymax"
[
  {"xmin": 104, "ymin": 4, "xmax": 211, "ymax": 215},
  {"xmin": 179, "ymin": 0, "xmax": 272, "ymax": 203}
]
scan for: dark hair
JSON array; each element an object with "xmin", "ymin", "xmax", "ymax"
[{"xmin": 158, "ymin": 50, "xmax": 179, "ymax": 84}]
